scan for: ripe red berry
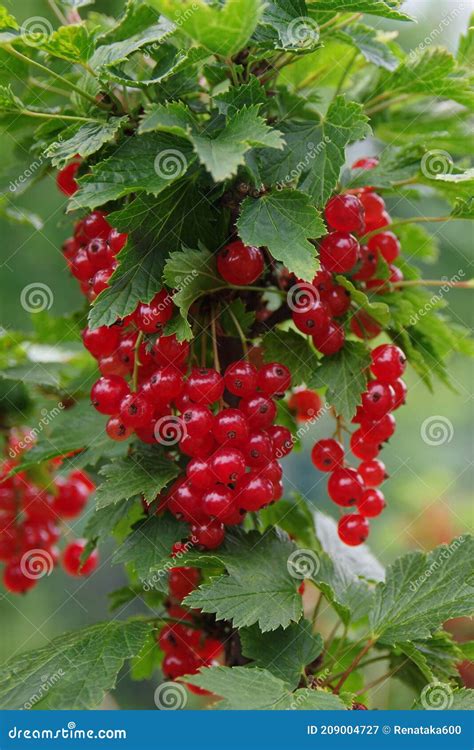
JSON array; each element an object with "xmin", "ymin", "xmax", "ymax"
[
  {"xmin": 134, "ymin": 290, "xmax": 173, "ymax": 333},
  {"xmin": 169, "ymin": 566, "xmax": 200, "ymax": 601},
  {"xmin": 180, "ymin": 404, "xmax": 213, "ymax": 440},
  {"xmin": 357, "ymin": 488, "xmax": 385, "ymax": 517},
  {"xmin": 62, "ymin": 540, "xmax": 99, "ymax": 576},
  {"xmin": 119, "ymin": 392, "xmax": 154, "ymax": 428},
  {"xmin": 91, "ymin": 375, "xmax": 129, "ymax": 414},
  {"xmin": 186, "ymin": 368, "xmax": 224, "ymax": 405},
  {"xmin": 328, "ymin": 467, "xmax": 364, "ymax": 507},
  {"xmin": 244, "ymin": 431, "xmax": 273, "ymax": 466},
  {"xmin": 105, "ymin": 416, "xmax": 133, "ymax": 441},
  {"xmin": 288, "ymin": 390, "xmax": 322, "ymax": 421},
  {"xmin": 368, "ymin": 231, "xmax": 400, "ymax": 263},
  {"xmin": 352, "ymin": 245, "xmax": 378, "ymax": 281},
  {"xmin": 201, "ymin": 486, "xmax": 235, "ymax": 519},
  {"xmin": 352, "ymin": 156, "xmax": 379, "ymax": 170},
  {"xmin": 52, "ymin": 476, "xmax": 90, "ymax": 518},
  {"xmin": 82, "ymin": 325, "xmax": 120, "ymax": 359},
  {"xmin": 213, "ymin": 409, "xmax": 249, "ymax": 447},
  {"xmin": 266, "ymin": 425, "xmax": 293, "ymax": 458},
  {"xmin": 3, "ymin": 559, "xmax": 38, "ymax": 593},
  {"xmin": 257, "ymin": 362, "xmax": 291, "ymax": 396},
  {"xmin": 224, "ymin": 361, "xmax": 258, "ymax": 398},
  {"xmin": 312, "ymin": 320, "xmax": 345, "ymax": 356},
  {"xmin": 62, "ymin": 237, "xmax": 79, "ymax": 260},
  {"xmin": 361, "ymin": 381, "xmax": 395, "ymax": 419},
  {"xmin": 191, "ymin": 519, "xmax": 225, "ymax": 549},
  {"xmin": 359, "ymin": 192, "xmax": 385, "ymax": 224},
  {"xmin": 107, "ymin": 228, "xmax": 128, "ymax": 254},
  {"xmin": 210, "ymin": 448, "xmax": 246, "ymax": 484},
  {"xmin": 150, "ymin": 366, "xmax": 184, "ymax": 401},
  {"xmin": 179, "ymin": 432, "xmax": 216, "ymax": 459},
  {"xmin": 162, "ymin": 652, "xmax": 198, "ymax": 679},
  {"xmin": 90, "ymin": 267, "xmax": 115, "ymax": 296},
  {"xmin": 391, "ymin": 378, "xmax": 407, "ymax": 409},
  {"xmin": 152, "ymin": 335, "xmax": 190, "ymax": 368},
  {"xmin": 292, "ymin": 299, "xmax": 330, "ymax": 335},
  {"xmin": 321, "ymin": 285, "xmax": 351, "ymax": 317},
  {"xmin": 324, "ymin": 194, "xmax": 365, "ymax": 234},
  {"xmin": 319, "ymin": 232, "xmax": 359, "ymax": 273},
  {"xmin": 311, "ymin": 439, "xmax": 344, "ymax": 472},
  {"xmin": 56, "ymin": 160, "xmax": 80, "ymax": 196},
  {"xmin": 360, "ymin": 413, "xmax": 396, "ymax": 443},
  {"xmin": 350, "ymin": 311, "xmax": 382, "ymax": 340},
  {"xmin": 240, "ymin": 395, "xmax": 276, "ymax": 430},
  {"xmin": 70, "ymin": 248, "xmax": 95, "ymax": 281},
  {"xmin": 217, "ymin": 240, "xmax": 264, "ymax": 285},
  {"xmin": 168, "ymin": 482, "xmax": 206, "ymax": 524},
  {"xmin": 83, "ymin": 211, "xmax": 111, "ymax": 241},
  {"xmin": 235, "ymin": 475, "xmax": 273, "ymax": 511},
  {"xmin": 85, "ymin": 238, "xmax": 114, "ymax": 270},
  {"xmin": 350, "ymin": 429, "xmax": 380, "ymax": 460},
  {"xmin": 370, "ymin": 344, "xmax": 406, "ymax": 383},
  {"xmin": 358, "ymin": 459, "xmax": 387, "ymax": 487},
  {"xmin": 338, "ymin": 514, "xmax": 369, "ymax": 545},
  {"xmin": 364, "ymin": 210, "xmax": 391, "ymax": 234}
]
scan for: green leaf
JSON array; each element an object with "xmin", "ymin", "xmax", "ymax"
[
  {"xmin": 138, "ymin": 102, "xmax": 196, "ymax": 137},
  {"xmin": 0, "ymin": 199, "xmax": 42, "ymax": 230},
  {"xmin": 192, "ymin": 105, "xmax": 283, "ymax": 182},
  {"xmin": 0, "ymin": 619, "xmax": 152, "ymax": 709},
  {"xmin": 370, "ymin": 535, "xmax": 474, "ymax": 645},
  {"xmin": 184, "ymin": 666, "xmax": 346, "ymax": 709},
  {"xmin": 343, "ymin": 144, "xmax": 424, "ymax": 190},
  {"xmin": 391, "ymin": 223, "xmax": 439, "ymax": 262},
  {"xmin": 261, "ymin": 329, "xmax": 321, "ymax": 388},
  {"xmin": 310, "ymin": 1, "xmax": 412, "ymax": 21},
  {"xmin": 260, "ymin": 495, "xmax": 318, "ymax": 549},
  {"xmin": 220, "ymin": 299, "xmax": 255, "ymax": 337},
  {"xmin": 69, "ymin": 133, "xmax": 195, "ymax": 210},
  {"xmin": 97, "ymin": 0, "xmax": 161, "ymax": 43},
  {"xmin": 394, "ymin": 632, "xmax": 463, "ymax": 687},
  {"xmin": 83, "ymin": 497, "xmax": 141, "ymax": 552},
  {"xmin": 240, "ymin": 621, "xmax": 323, "ymax": 688},
  {"xmin": 95, "ymin": 449, "xmax": 180, "ymax": 508},
  {"xmin": 0, "ymin": 83, "xmax": 23, "ymax": 112},
  {"xmin": 258, "ymin": 97, "xmax": 370, "ymax": 207},
  {"xmin": 184, "ymin": 528, "xmax": 303, "ymax": 632},
  {"xmin": 47, "ymin": 117, "xmax": 127, "ymax": 167},
  {"xmin": 163, "ymin": 247, "xmax": 223, "ymax": 340},
  {"xmin": 88, "ymin": 240, "xmax": 166, "ymax": 329},
  {"xmin": 113, "ymin": 514, "xmax": 188, "ymax": 586},
  {"xmin": 90, "ymin": 20, "xmax": 172, "ymax": 71},
  {"xmin": 148, "ymin": 0, "xmax": 265, "ymax": 57},
  {"xmin": 335, "ymin": 276, "xmax": 390, "ymax": 325},
  {"xmin": 458, "ymin": 13, "xmax": 474, "ymax": 69},
  {"xmin": 313, "ymin": 341, "xmax": 370, "ymax": 421},
  {"xmin": 237, "ymin": 189, "xmax": 325, "ymax": 280},
  {"xmin": 38, "ymin": 24, "xmax": 95, "ymax": 64},
  {"xmin": 451, "ymin": 196, "xmax": 474, "ymax": 219},
  {"xmin": 214, "ymin": 76, "xmax": 267, "ymax": 115},
  {"xmin": 337, "ymin": 24, "xmax": 399, "ymax": 70},
  {"xmin": 0, "ymin": 6, "xmax": 19, "ymax": 30},
  {"xmin": 254, "ymin": 0, "xmax": 321, "ymax": 52}
]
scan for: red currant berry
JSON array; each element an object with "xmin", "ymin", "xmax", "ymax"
[
  {"xmin": 82, "ymin": 325, "xmax": 120, "ymax": 359},
  {"xmin": 360, "ymin": 413, "xmax": 396, "ymax": 443},
  {"xmin": 70, "ymin": 248, "xmax": 95, "ymax": 281},
  {"xmin": 62, "ymin": 237, "xmax": 79, "ymax": 260},
  {"xmin": 150, "ymin": 366, "xmax": 184, "ymax": 401},
  {"xmin": 361, "ymin": 381, "xmax": 395, "ymax": 419},
  {"xmin": 191, "ymin": 520, "xmax": 225, "ymax": 549},
  {"xmin": 350, "ymin": 311, "xmax": 382, "ymax": 340},
  {"xmin": 107, "ymin": 228, "xmax": 128, "ymax": 254},
  {"xmin": 152, "ymin": 335, "xmax": 190, "ymax": 368},
  {"xmin": 358, "ymin": 459, "xmax": 387, "ymax": 487},
  {"xmin": 168, "ymin": 482, "xmax": 206, "ymax": 524},
  {"xmin": 370, "ymin": 344, "xmax": 406, "ymax": 383},
  {"xmin": 244, "ymin": 431, "xmax": 273, "ymax": 466},
  {"xmin": 83, "ymin": 211, "xmax": 111, "ymax": 241},
  {"xmin": 105, "ymin": 416, "xmax": 133, "ymax": 441},
  {"xmin": 324, "ymin": 194, "xmax": 365, "ymax": 234},
  {"xmin": 186, "ymin": 368, "xmax": 224, "ymax": 405},
  {"xmin": 91, "ymin": 375, "xmax": 129, "ymax": 414},
  {"xmin": 311, "ymin": 439, "xmax": 344, "ymax": 472},
  {"xmin": 293, "ymin": 299, "xmax": 330, "ymax": 335},
  {"xmin": 217, "ymin": 240, "xmax": 264, "ymax": 285},
  {"xmin": 134, "ymin": 290, "xmax": 173, "ymax": 333},
  {"xmin": 352, "ymin": 156, "xmax": 379, "ymax": 170},
  {"xmin": 119, "ymin": 392, "xmax": 154, "ymax": 428},
  {"xmin": 319, "ymin": 232, "xmax": 359, "ymax": 273},
  {"xmin": 57, "ymin": 160, "xmax": 81, "ymax": 196},
  {"xmin": 210, "ymin": 448, "xmax": 246, "ymax": 484},
  {"xmin": 259, "ymin": 460, "xmax": 283, "ymax": 490},
  {"xmin": 179, "ymin": 432, "xmax": 216, "ymax": 459},
  {"xmin": 288, "ymin": 390, "xmax": 322, "ymax": 422},
  {"xmin": 257, "ymin": 362, "xmax": 291, "ymax": 397},
  {"xmin": 367, "ymin": 231, "xmax": 400, "ymax": 263},
  {"xmin": 235, "ymin": 475, "xmax": 273, "ymax": 511},
  {"xmin": 266, "ymin": 425, "xmax": 294, "ymax": 458},
  {"xmin": 352, "ymin": 245, "xmax": 378, "ymax": 281},
  {"xmin": 162, "ymin": 652, "xmax": 198, "ymax": 679},
  {"xmin": 312, "ymin": 269, "xmax": 334, "ymax": 292},
  {"xmin": 213, "ymin": 409, "xmax": 249, "ymax": 447},
  {"xmin": 52, "ymin": 476, "xmax": 90, "ymax": 518},
  {"xmin": 391, "ymin": 378, "xmax": 407, "ymax": 410},
  {"xmin": 321, "ymin": 285, "xmax": 351, "ymax": 317},
  {"xmin": 86, "ymin": 237, "xmax": 114, "ymax": 270},
  {"xmin": 224, "ymin": 361, "xmax": 258, "ymax": 398},
  {"xmin": 312, "ymin": 320, "xmax": 345, "ymax": 356},
  {"xmin": 357, "ymin": 488, "xmax": 385, "ymax": 517},
  {"xmin": 186, "ymin": 458, "xmax": 215, "ymax": 490},
  {"xmin": 359, "ymin": 191, "xmax": 386, "ymax": 224},
  {"xmin": 328, "ymin": 467, "xmax": 364, "ymax": 507},
  {"xmin": 3, "ymin": 559, "xmax": 38, "ymax": 593},
  {"xmin": 364, "ymin": 210, "xmax": 391, "ymax": 233},
  {"xmin": 350, "ymin": 429, "xmax": 380, "ymax": 460},
  {"xmin": 169, "ymin": 566, "xmax": 200, "ymax": 601},
  {"xmin": 338, "ymin": 514, "xmax": 369, "ymax": 546},
  {"xmin": 117, "ymin": 333, "xmax": 138, "ymax": 370},
  {"xmin": 181, "ymin": 404, "xmax": 213, "ymax": 438},
  {"xmin": 62, "ymin": 540, "xmax": 99, "ymax": 576},
  {"xmin": 91, "ymin": 267, "xmax": 115, "ymax": 296},
  {"xmin": 240, "ymin": 395, "xmax": 276, "ymax": 430},
  {"xmin": 201, "ymin": 486, "xmax": 235, "ymax": 519}
]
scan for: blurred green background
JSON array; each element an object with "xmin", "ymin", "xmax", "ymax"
[{"xmin": 0, "ymin": 0, "xmax": 472, "ymax": 710}]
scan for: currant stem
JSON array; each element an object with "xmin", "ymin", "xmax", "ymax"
[
  {"xmin": 227, "ymin": 307, "xmax": 249, "ymax": 358},
  {"xmin": 211, "ymin": 307, "xmax": 221, "ymax": 373},
  {"xmin": 312, "ymin": 591, "xmax": 323, "ymax": 626},
  {"xmin": 392, "ymin": 279, "xmax": 474, "ymax": 289},
  {"xmin": 360, "ymin": 215, "xmax": 457, "ymax": 243},
  {"xmin": 18, "ymin": 110, "xmax": 101, "ymax": 123},
  {"xmin": 132, "ymin": 331, "xmax": 144, "ymax": 392},
  {"xmin": 333, "ymin": 638, "xmax": 375, "ymax": 693}
]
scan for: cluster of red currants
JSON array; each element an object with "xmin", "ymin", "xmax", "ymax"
[
  {"xmin": 0, "ymin": 430, "xmax": 98, "ymax": 594},
  {"xmin": 158, "ymin": 543, "xmax": 224, "ymax": 692},
  {"xmin": 289, "ymin": 155, "xmax": 402, "ymax": 353},
  {"xmin": 311, "ymin": 343, "xmax": 407, "ymax": 545}
]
